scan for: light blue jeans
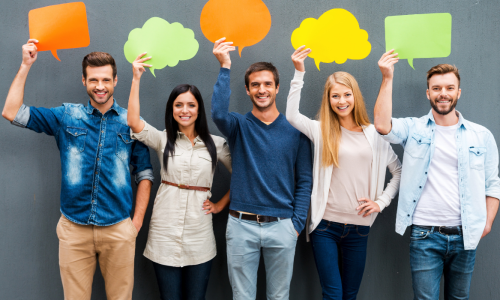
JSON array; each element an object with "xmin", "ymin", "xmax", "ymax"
[
  {"xmin": 226, "ymin": 214, "xmax": 298, "ymax": 300},
  {"xmin": 410, "ymin": 225, "xmax": 476, "ymax": 300}
]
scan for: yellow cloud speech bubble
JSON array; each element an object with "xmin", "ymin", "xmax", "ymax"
[{"xmin": 291, "ymin": 8, "xmax": 371, "ymax": 70}]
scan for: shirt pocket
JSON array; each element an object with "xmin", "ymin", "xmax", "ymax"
[
  {"xmin": 116, "ymin": 133, "xmax": 134, "ymax": 161},
  {"xmin": 197, "ymin": 151, "xmax": 214, "ymax": 170},
  {"xmin": 469, "ymin": 146, "xmax": 487, "ymax": 170},
  {"xmin": 405, "ymin": 133, "xmax": 431, "ymax": 159},
  {"xmin": 65, "ymin": 126, "xmax": 87, "ymax": 153}
]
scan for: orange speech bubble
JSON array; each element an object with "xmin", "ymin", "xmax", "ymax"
[
  {"xmin": 200, "ymin": 0, "xmax": 271, "ymax": 56},
  {"xmin": 29, "ymin": 2, "xmax": 90, "ymax": 61}
]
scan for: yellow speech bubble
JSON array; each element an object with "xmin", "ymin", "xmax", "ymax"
[{"xmin": 291, "ymin": 8, "xmax": 371, "ymax": 70}]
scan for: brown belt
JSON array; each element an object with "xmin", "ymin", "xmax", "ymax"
[
  {"xmin": 162, "ymin": 180, "xmax": 210, "ymax": 192},
  {"xmin": 229, "ymin": 209, "xmax": 286, "ymax": 223}
]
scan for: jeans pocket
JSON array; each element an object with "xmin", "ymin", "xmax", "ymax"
[
  {"xmin": 356, "ymin": 225, "xmax": 370, "ymax": 237},
  {"xmin": 410, "ymin": 227, "xmax": 431, "ymax": 240},
  {"xmin": 314, "ymin": 219, "xmax": 330, "ymax": 232}
]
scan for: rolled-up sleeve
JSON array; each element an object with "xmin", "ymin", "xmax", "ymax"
[
  {"xmin": 12, "ymin": 104, "xmax": 30, "ymax": 128},
  {"xmin": 380, "ymin": 117, "xmax": 412, "ymax": 146},
  {"xmin": 135, "ymin": 168, "xmax": 154, "ymax": 185},
  {"xmin": 131, "ymin": 140, "xmax": 154, "ymax": 184}
]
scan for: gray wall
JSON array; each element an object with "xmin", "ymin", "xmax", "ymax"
[{"xmin": 1, "ymin": 0, "xmax": 499, "ymax": 299}]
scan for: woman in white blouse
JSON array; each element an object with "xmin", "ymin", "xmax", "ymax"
[
  {"xmin": 286, "ymin": 47, "xmax": 402, "ymax": 300},
  {"xmin": 127, "ymin": 53, "xmax": 231, "ymax": 300}
]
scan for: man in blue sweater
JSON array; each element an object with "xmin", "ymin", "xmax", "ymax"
[{"xmin": 211, "ymin": 38, "xmax": 313, "ymax": 299}]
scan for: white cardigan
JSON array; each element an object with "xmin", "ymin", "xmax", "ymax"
[{"xmin": 286, "ymin": 70, "xmax": 402, "ymax": 235}]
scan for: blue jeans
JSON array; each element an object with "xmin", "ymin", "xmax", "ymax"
[
  {"xmin": 410, "ymin": 225, "xmax": 476, "ymax": 300},
  {"xmin": 152, "ymin": 259, "xmax": 213, "ymax": 300},
  {"xmin": 310, "ymin": 220, "xmax": 370, "ymax": 300},
  {"xmin": 226, "ymin": 214, "xmax": 298, "ymax": 300}
]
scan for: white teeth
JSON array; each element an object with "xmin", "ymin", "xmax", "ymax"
[{"xmin": 338, "ymin": 106, "xmax": 348, "ymax": 109}]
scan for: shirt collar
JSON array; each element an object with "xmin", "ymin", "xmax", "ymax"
[
  {"xmin": 425, "ymin": 109, "xmax": 470, "ymax": 130},
  {"xmin": 85, "ymin": 99, "xmax": 121, "ymax": 116},
  {"xmin": 177, "ymin": 131, "xmax": 203, "ymax": 142}
]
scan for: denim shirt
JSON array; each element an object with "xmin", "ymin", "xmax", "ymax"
[
  {"xmin": 12, "ymin": 100, "xmax": 154, "ymax": 226},
  {"xmin": 382, "ymin": 110, "xmax": 500, "ymax": 250}
]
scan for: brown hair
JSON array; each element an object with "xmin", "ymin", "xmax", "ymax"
[
  {"xmin": 426, "ymin": 64, "xmax": 460, "ymax": 88},
  {"xmin": 82, "ymin": 52, "xmax": 117, "ymax": 80},
  {"xmin": 244, "ymin": 62, "xmax": 279, "ymax": 88},
  {"xmin": 317, "ymin": 72, "xmax": 371, "ymax": 167}
]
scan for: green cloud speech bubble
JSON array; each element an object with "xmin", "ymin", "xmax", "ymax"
[
  {"xmin": 124, "ymin": 17, "xmax": 199, "ymax": 77},
  {"xmin": 385, "ymin": 13, "xmax": 452, "ymax": 69}
]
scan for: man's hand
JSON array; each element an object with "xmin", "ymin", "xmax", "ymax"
[
  {"xmin": 213, "ymin": 37, "xmax": 235, "ymax": 69},
  {"xmin": 378, "ymin": 49, "xmax": 399, "ymax": 80},
  {"xmin": 356, "ymin": 198, "xmax": 381, "ymax": 217},
  {"xmin": 132, "ymin": 218, "xmax": 142, "ymax": 233},
  {"xmin": 132, "ymin": 52, "xmax": 152, "ymax": 80},
  {"xmin": 291, "ymin": 45, "xmax": 311, "ymax": 72},
  {"xmin": 22, "ymin": 39, "xmax": 39, "ymax": 66},
  {"xmin": 481, "ymin": 223, "xmax": 492, "ymax": 239},
  {"xmin": 202, "ymin": 199, "xmax": 224, "ymax": 214}
]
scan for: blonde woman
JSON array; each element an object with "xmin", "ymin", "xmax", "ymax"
[{"xmin": 286, "ymin": 46, "xmax": 402, "ymax": 300}]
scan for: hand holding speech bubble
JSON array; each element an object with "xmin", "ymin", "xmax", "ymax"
[
  {"xmin": 124, "ymin": 17, "xmax": 199, "ymax": 77},
  {"xmin": 385, "ymin": 13, "xmax": 452, "ymax": 69},
  {"xmin": 28, "ymin": 2, "xmax": 90, "ymax": 61},
  {"xmin": 200, "ymin": 0, "xmax": 271, "ymax": 57},
  {"xmin": 291, "ymin": 9, "xmax": 371, "ymax": 70}
]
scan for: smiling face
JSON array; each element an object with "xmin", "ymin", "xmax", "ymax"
[
  {"xmin": 427, "ymin": 72, "xmax": 461, "ymax": 115},
  {"xmin": 329, "ymin": 83, "xmax": 355, "ymax": 120},
  {"xmin": 245, "ymin": 70, "xmax": 279, "ymax": 111},
  {"xmin": 172, "ymin": 91, "xmax": 199, "ymax": 130},
  {"xmin": 82, "ymin": 65, "xmax": 117, "ymax": 106}
]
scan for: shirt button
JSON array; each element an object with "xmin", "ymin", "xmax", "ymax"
[
  {"xmin": 92, "ymin": 200, "xmax": 95, "ymax": 203},
  {"xmin": 407, "ymin": 214, "xmax": 410, "ymax": 217},
  {"xmin": 413, "ymin": 200, "xmax": 416, "ymax": 202},
  {"xmin": 95, "ymin": 172, "xmax": 98, "ymax": 175},
  {"xmin": 93, "ymin": 186, "xmax": 96, "ymax": 189},
  {"xmin": 419, "ymin": 186, "xmax": 422, "ymax": 188},
  {"xmin": 99, "ymin": 144, "xmax": 102, "ymax": 147},
  {"xmin": 97, "ymin": 158, "xmax": 100, "ymax": 161},
  {"xmin": 101, "ymin": 130, "xmax": 104, "ymax": 133},
  {"xmin": 425, "ymin": 172, "xmax": 427, "ymax": 175}
]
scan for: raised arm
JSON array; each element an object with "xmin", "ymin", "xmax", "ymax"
[
  {"xmin": 2, "ymin": 39, "xmax": 39, "ymax": 121},
  {"xmin": 373, "ymin": 50, "xmax": 399, "ymax": 135},
  {"xmin": 286, "ymin": 46, "xmax": 317, "ymax": 141},
  {"xmin": 211, "ymin": 38, "xmax": 238, "ymax": 138},
  {"xmin": 127, "ymin": 52, "xmax": 152, "ymax": 133}
]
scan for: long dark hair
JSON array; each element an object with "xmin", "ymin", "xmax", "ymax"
[{"xmin": 163, "ymin": 84, "xmax": 217, "ymax": 171}]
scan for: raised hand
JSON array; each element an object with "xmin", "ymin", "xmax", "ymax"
[
  {"xmin": 213, "ymin": 37, "xmax": 235, "ymax": 69},
  {"xmin": 22, "ymin": 39, "xmax": 39, "ymax": 66},
  {"xmin": 291, "ymin": 45, "xmax": 311, "ymax": 72},
  {"xmin": 356, "ymin": 198, "xmax": 381, "ymax": 217},
  {"xmin": 132, "ymin": 52, "xmax": 152, "ymax": 80},
  {"xmin": 378, "ymin": 50, "xmax": 399, "ymax": 80}
]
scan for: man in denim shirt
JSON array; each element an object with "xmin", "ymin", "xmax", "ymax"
[
  {"xmin": 2, "ymin": 39, "xmax": 154, "ymax": 300},
  {"xmin": 373, "ymin": 50, "xmax": 500, "ymax": 299}
]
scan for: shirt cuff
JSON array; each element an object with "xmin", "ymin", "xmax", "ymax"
[
  {"xmin": 11, "ymin": 104, "xmax": 30, "ymax": 128},
  {"xmin": 135, "ymin": 169, "xmax": 154, "ymax": 185},
  {"xmin": 379, "ymin": 125, "xmax": 399, "ymax": 144},
  {"xmin": 293, "ymin": 69, "xmax": 305, "ymax": 80}
]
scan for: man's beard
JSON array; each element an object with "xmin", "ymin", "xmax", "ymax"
[
  {"xmin": 87, "ymin": 89, "xmax": 113, "ymax": 105},
  {"xmin": 430, "ymin": 95, "xmax": 458, "ymax": 116},
  {"xmin": 250, "ymin": 95, "xmax": 275, "ymax": 111}
]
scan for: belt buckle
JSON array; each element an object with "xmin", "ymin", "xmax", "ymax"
[
  {"xmin": 438, "ymin": 226, "xmax": 447, "ymax": 235},
  {"xmin": 256, "ymin": 215, "xmax": 263, "ymax": 224},
  {"xmin": 178, "ymin": 184, "xmax": 189, "ymax": 189}
]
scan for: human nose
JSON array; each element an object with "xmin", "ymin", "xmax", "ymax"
[{"xmin": 96, "ymin": 80, "xmax": 104, "ymax": 90}]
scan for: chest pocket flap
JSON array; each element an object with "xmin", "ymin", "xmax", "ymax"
[
  {"xmin": 405, "ymin": 133, "xmax": 431, "ymax": 159},
  {"xmin": 469, "ymin": 146, "xmax": 487, "ymax": 170},
  {"xmin": 116, "ymin": 133, "xmax": 134, "ymax": 161},
  {"xmin": 66, "ymin": 126, "xmax": 87, "ymax": 152},
  {"xmin": 197, "ymin": 151, "xmax": 213, "ymax": 162}
]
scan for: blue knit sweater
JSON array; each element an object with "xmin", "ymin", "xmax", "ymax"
[{"xmin": 211, "ymin": 68, "xmax": 313, "ymax": 233}]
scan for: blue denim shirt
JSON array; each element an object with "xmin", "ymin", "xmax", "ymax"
[
  {"xmin": 382, "ymin": 110, "xmax": 500, "ymax": 250},
  {"xmin": 12, "ymin": 100, "xmax": 154, "ymax": 226}
]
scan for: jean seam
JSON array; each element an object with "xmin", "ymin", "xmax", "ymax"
[{"xmin": 315, "ymin": 220, "xmax": 330, "ymax": 232}]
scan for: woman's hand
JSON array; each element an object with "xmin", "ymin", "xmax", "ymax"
[
  {"xmin": 202, "ymin": 199, "xmax": 223, "ymax": 214},
  {"xmin": 356, "ymin": 198, "xmax": 381, "ymax": 217},
  {"xmin": 291, "ymin": 45, "xmax": 311, "ymax": 72},
  {"xmin": 132, "ymin": 52, "xmax": 152, "ymax": 80},
  {"xmin": 378, "ymin": 50, "xmax": 399, "ymax": 80}
]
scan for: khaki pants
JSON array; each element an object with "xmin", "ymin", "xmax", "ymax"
[{"xmin": 56, "ymin": 215, "xmax": 138, "ymax": 300}]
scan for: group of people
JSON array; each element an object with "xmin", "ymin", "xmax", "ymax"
[{"xmin": 2, "ymin": 36, "xmax": 499, "ymax": 300}]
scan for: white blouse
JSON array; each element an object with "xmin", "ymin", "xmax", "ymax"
[{"xmin": 131, "ymin": 120, "xmax": 232, "ymax": 267}]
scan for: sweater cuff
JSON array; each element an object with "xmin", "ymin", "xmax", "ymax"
[{"xmin": 293, "ymin": 69, "xmax": 305, "ymax": 81}]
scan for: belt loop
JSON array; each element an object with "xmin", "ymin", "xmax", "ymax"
[
  {"xmin": 238, "ymin": 212, "xmax": 242, "ymax": 221},
  {"xmin": 277, "ymin": 217, "xmax": 281, "ymax": 223},
  {"xmin": 457, "ymin": 226, "xmax": 462, "ymax": 236},
  {"xmin": 430, "ymin": 226, "xmax": 435, "ymax": 234}
]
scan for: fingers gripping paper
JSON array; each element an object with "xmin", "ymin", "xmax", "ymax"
[
  {"xmin": 123, "ymin": 17, "xmax": 199, "ymax": 77},
  {"xmin": 385, "ymin": 13, "xmax": 452, "ymax": 69},
  {"xmin": 28, "ymin": 2, "xmax": 90, "ymax": 61}
]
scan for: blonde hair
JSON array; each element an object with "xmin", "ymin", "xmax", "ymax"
[{"xmin": 317, "ymin": 72, "xmax": 371, "ymax": 167}]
